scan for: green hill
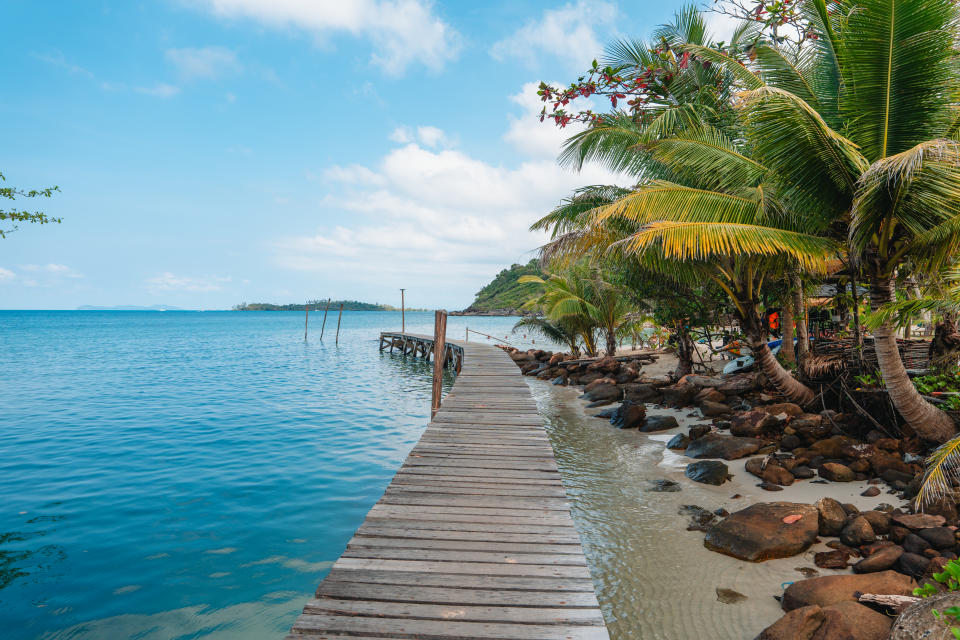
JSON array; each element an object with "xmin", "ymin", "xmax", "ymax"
[{"xmin": 460, "ymin": 260, "xmax": 544, "ymax": 314}]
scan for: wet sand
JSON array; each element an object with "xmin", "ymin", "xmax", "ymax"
[{"xmin": 526, "ymin": 379, "xmax": 904, "ymax": 639}]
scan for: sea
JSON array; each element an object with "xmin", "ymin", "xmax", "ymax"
[{"xmin": 0, "ymin": 310, "xmax": 547, "ymax": 639}]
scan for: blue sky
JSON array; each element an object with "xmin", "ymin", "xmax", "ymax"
[{"xmin": 1, "ymin": 0, "xmax": 728, "ymax": 310}]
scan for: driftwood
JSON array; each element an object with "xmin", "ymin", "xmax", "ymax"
[{"xmin": 857, "ymin": 592, "xmax": 920, "ymax": 614}]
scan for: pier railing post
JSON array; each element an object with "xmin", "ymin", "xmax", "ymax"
[
  {"xmin": 335, "ymin": 303, "xmax": 344, "ymax": 344},
  {"xmin": 431, "ymin": 310, "xmax": 447, "ymax": 418}
]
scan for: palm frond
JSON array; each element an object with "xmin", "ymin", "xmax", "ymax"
[
  {"xmin": 917, "ymin": 435, "xmax": 960, "ymax": 509},
  {"xmin": 837, "ymin": 0, "xmax": 959, "ymax": 161},
  {"xmin": 679, "ymin": 44, "xmax": 764, "ymax": 90},
  {"xmin": 647, "ymin": 126, "xmax": 767, "ymax": 190},
  {"xmin": 740, "ymin": 85, "xmax": 868, "ymax": 217},
  {"xmin": 593, "ymin": 180, "xmax": 766, "ymax": 226},
  {"xmin": 611, "ymin": 221, "xmax": 839, "ymax": 271}
]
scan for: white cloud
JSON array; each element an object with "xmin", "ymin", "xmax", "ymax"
[
  {"xmin": 166, "ymin": 46, "xmax": 242, "ymax": 79},
  {"xmin": 20, "ymin": 263, "xmax": 83, "ymax": 278},
  {"xmin": 490, "ymin": 1, "xmax": 617, "ymax": 69},
  {"xmin": 388, "ymin": 125, "xmax": 454, "ymax": 149},
  {"xmin": 274, "ymin": 114, "xmax": 627, "ymax": 294},
  {"xmin": 33, "ymin": 51, "xmax": 94, "ymax": 78},
  {"xmin": 135, "ymin": 83, "xmax": 181, "ymax": 98},
  {"xmin": 146, "ymin": 272, "xmax": 231, "ymax": 292},
  {"xmin": 190, "ymin": 0, "xmax": 461, "ymax": 75},
  {"xmin": 0, "ymin": 267, "xmax": 15, "ymax": 282}
]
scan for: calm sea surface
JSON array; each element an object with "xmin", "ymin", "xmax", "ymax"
[{"xmin": 0, "ymin": 310, "xmax": 541, "ymax": 639}]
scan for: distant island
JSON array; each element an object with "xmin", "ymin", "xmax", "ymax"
[
  {"xmin": 77, "ymin": 305, "xmax": 185, "ymax": 311},
  {"xmin": 233, "ymin": 300, "xmax": 427, "ymax": 312},
  {"xmin": 452, "ymin": 260, "xmax": 544, "ymax": 316}
]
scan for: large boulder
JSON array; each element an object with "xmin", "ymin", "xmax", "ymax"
[
  {"xmin": 685, "ymin": 460, "xmax": 730, "ymax": 485},
  {"xmin": 696, "ymin": 387, "xmax": 726, "ymax": 404},
  {"xmin": 685, "ymin": 433, "xmax": 761, "ymax": 460},
  {"xmin": 586, "ymin": 355, "xmax": 620, "ymax": 373},
  {"xmin": 609, "ymin": 399, "xmax": 647, "ymax": 429},
  {"xmin": 621, "ymin": 383, "xmax": 660, "ymax": 403},
  {"xmin": 638, "ymin": 415, "xmax": 679, "ymax": 432},
  {"xmin": 815, "ymin": 497, "xmax": 847, "ymax": 536},
  {"xmin": 892, "ymin": 513, "xmax": 947, "ymax": 530},
  {"xmin": 703, "ymin": 502, "xmax": 819, "ymax": 562},
  {"xmin": 661, "ymin": 381, "xmax": 697, "ymax": 407},
  {"xmin": 700, "ymin": 400, "xmax": 732, "ymax": 417},
  {"xmin": 819, "ymin": 462, "xmax": 855, "ymax": 482},
  {"xmin": 682, "ymin": 374, "xmax": 724, "ymax": 388},
  {"xmin": 761, "ymin": 402, "xmax": 805, "ymax": 419},
  {"xmin": 717, "ymin": 372, "xmax": 762, "ymax": 395},
  {"xmin": 582, "ymin": 379, "xmax": 622, "ymax": 405},
  {"xmin": 853, "ymin": 545, "xmax": 904, "ymax": 573},
  {"xmin": 757, "ymin": 602, "xmax": 891, "ymax": 640},
  {"xmin": 890, "ymin": 592, "xmax": 960, "ymax": 640},
  {"xmin": 781, "ymin": 571, "xmax": 916, "ymax": 610},
  {"xmin": 730, "ymin": 410, "xmax": 779, "ymax": 437}
]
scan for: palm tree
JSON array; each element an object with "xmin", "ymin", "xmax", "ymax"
[
  {"xmin": 519, "ymin": 265, "xmax": 634, "ymax": 356},
  {"xmin": 512, "ymin": 316, "xmax": 583, "ymax": 356},
  {"xmin": 684, "ymin": 0, "xmax": 960, "ymax": 441},
  {"xmin": 519, "ymin": 269, "xmax": 600, "ymax": 357}
]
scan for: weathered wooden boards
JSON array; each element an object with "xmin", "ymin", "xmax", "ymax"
[
  {"xmin": 286, "ymin": 336, "xmax": 609, "ymax": 640},
  {"xmin": 380, "ymin": 331, "xmax": 464, "ymax": 373}
]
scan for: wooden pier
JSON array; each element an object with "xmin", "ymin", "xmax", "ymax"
[
  {"xmin": 379, "ymin": 331, "xmax": 464, "ymax": 373},
  {"xmin": 286, "ymin": 333, "xmax": 609, "ymax": 640}
]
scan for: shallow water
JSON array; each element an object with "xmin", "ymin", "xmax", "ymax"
[{"xmin": 0, "ymin": 310, "xmax": 545, "ymax": 639}]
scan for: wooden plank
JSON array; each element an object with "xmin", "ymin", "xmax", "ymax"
[
  {"xmin": 303, "ymin": 598, "xmax": 605, "ymax": 625},
  {"xmin": 291, "ymin": 615, "xmax": 610, "ymax": 639},
  {"xmin": 314, "ymin": 581, "xmax": 602, "ymax": 607}
]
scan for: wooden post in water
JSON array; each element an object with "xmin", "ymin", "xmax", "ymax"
[
  {"xmin": 465, "ymin": 326, "xmax": 468, "ymax": 342},
  {"xmin": 335, "ymin": 303, "xmax": 344, "ymax": 344},
  {"xmin": 304, "ymin": 301, "xmax": 309, "ymax": 340},
  {"xmin": 431, "ymin": 310, "xmax": 447, "ymax": 418},
  {"xmin": 320, "ymin": 299, "xmax": 331, "ymax": 340},
  {"xmin": 400, "ymin": 288, "xmax": 406, "ymax": 333}
]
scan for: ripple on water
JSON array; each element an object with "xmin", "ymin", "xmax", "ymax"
[{"xmin": 0, "ymin": 311, "xmax": 544, "ymax": 639}]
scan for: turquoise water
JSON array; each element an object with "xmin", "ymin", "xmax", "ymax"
[{"xmin": 0, "ymin": 310, "xmax": 536, "ymax": 639}]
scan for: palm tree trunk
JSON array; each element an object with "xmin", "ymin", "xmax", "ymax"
[
  {"xmin": 870, "ymin": 274, "xmax": 955, "ymax": 443},
  {"xmin": 606, "ymin": 329, "xmax": 617, "ymax": 357},
  {"xmin": 673, "ymin": 321, "xmax": 694, "ymax": 379},
  {"xmin": 790, "ymin": 272, "xmax": 809, "ymax": 359},
  {"xmin": 739, "ymin": 301, "xmax": 815, "ymax": 405},
  {"xmin": 781, "ymin": 298, "xmax": 796, "ymax": 364}
]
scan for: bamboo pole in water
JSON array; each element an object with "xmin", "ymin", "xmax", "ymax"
[
  {"xmin": 335, "ymin": 303, "xmax": 344, "ymax": 344},
  {"xmin": 320, "ymin": 299, "xmax": 331, "ymax": 340},
  {"xmin": 431, "ymin": 310, "xmax": 447, "ymax": 418},
  {"xmin": 400, "ymin": 288, "xmax": 406, "ymax": 333},
  {"xmin": 304, "ymin": 301, "xmax": 309, "ymax": 340}
]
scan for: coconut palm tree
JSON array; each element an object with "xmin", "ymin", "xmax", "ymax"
[
  {"xmin": 512, "ymin": 316, "xmax": 584, "ymax": 357},
  {"xmin": 518, "ymin": 269, "xmax": 601, "ymax": 357},
  {"xmin": 682, "ymin": 0, "xmax": 960, "ymax": 441}
]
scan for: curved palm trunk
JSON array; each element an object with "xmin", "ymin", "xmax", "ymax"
[
  {"xmin": 870, "ymin": 275, "xmax": 955, "ymax": 443},
  {"xmin": 739, "ymin": 302, "xmax": 815, "ymax": 405}
]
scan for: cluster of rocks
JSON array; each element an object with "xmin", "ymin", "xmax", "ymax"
[
  {"xmin": 504, "ymin": 349, "xmax": 658, "ymax": 402},
  {"xmin": 503, "ymin": 347, "xmax": 960, "ymax": 638}
]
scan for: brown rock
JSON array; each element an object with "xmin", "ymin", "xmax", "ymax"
[
  {"xmin": 696, "ymin": 387, "xmax": 725, "ymax": 404},
  {"xmin": 717, "ymin": 372, "xmax": 762, "ymax": 395},
  {"xmin": 685, "ymin": 433, "xmax": 761, "ymax": 460},
  {"xmin": 730, "ymin": 409, "xmax": 779, "ymax": 437},
  {"xmin": 859, "ymin": 510, "xmax": 891, "ymax": 535},
  {"xmin": 782, "ymin": 570, "xmax": 917, "ymax": 611},
  {"xmin": 816, "ymin": 497, "xmax": 848, "ymax": 537},
  {"xmin": 892, "ymin": 513, "xmax": 947, "ymax": 530},
  {"xmin": 756, "ymin": 605, "xmax": 826, "ymax": 640},
  {"xmin": 701, "ymin": 400, "xmax": 732, "ymax": 417},
  {"xmin": 861, "ymin": 486, "xmax": 881, "ymax": 497},
  {"xmin": 586, "ymin": 355, "xmax": 620, "ymax": 373},
  {"xmin": 820, "ymin": 462, "xmax": 855, "ymax": 482},
  {"xmin": 661, "ymin": 381, "xmax": 697, "ymax": 407},
  {"xmin": 852, "ymin": 545, "xmax": 904, "ymax": 573},
  {"xmin": 703, "ymin": 502, "xmax": 819, "ymax": 562},
  {"xmin": 841, "ymin": 517, "xmax": 876, "ymax": 547},
  {"xmin": 763, "ymin": 402, "xmax": 804, "ymax": 419},
  {"xmin": 808, "ymin": 436, "xmax": 850, "ymax": 460},
  {"xmin": 814, "ymin": 550, "xmax": 850, "ymax": 569},
  {"xmin": 822, "ymin": 601, "xmax": 892, "ymax": 640},
  {"xmin": 890, "ymin": 591, "xmax": 960, "ymax": 640}
]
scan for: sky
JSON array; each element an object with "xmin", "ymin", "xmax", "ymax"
[{"xmin": 1, "ymin": 0, "xmax": 732, "ymax": 310}]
